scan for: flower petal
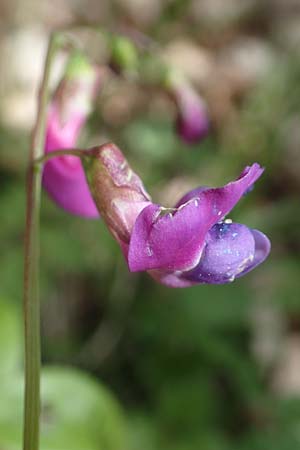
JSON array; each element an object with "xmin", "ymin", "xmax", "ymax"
[
  {"xmin": 149, "ymin": 269, "xmax": 198, "ymax": 288},
  {"xmin": 236, "ymin": 229, "xmax": 271, "ymax": 278},
  {"xmin": 184, "ymin": 222, "xmax": 256, "ymax": 284},
  {"xmin": 42, "ymin": 160, "xmax": 99, "ymax": 218},
  {"xmin": 176, "ymin": 164, "xmax": 264, "ymax": 221},
  {"xmin": 42, "ymin": 59, "xmax": 101, "ymax": 218},
  {"xmin": 43, "ymin": 107, "xmax": 99, "ymax": 218},
  {"xmin": 128, "ymin": 201, "xmax": 209, "ymax": 272}
]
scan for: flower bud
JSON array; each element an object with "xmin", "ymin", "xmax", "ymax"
[
  {"xmin": 83, "ymin": 143, "xmax": 152, "ymax": 244},
  {"xmin": 173, "ymin": 83, "xmax": 210, "ymax": 144},
  {"xmin": 164, "ymin": 69, "xmax": 209, "ymax": 144},
  {"xmin": 42, "ymin": 52, "xmax": 102, "ymax": 217}
]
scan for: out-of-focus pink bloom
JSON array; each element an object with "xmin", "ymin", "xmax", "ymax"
[
  {"xmin": 42, "ymin": 54, "xmax": 101, "ymax": 218},
  {"xmin": 173, "ymin": 83, "xmax": 209, "ymax": 144}
]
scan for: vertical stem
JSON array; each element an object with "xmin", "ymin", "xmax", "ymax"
[{"xmin": 23, "ymin": 32, "xmax": 61, "ymax": 450}]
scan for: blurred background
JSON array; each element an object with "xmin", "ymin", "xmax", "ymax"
[{"xmin": 1, "ymin": 0, "xmax": 300, "ymax": 449}]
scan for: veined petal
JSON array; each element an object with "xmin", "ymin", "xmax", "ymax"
[
  {"xmin": 184, "ymin": 222, "xmax": 256, "ymax": 284},
  {"xmin": 176, "ymin": 164, "xmax": 264, "ymax": 221},
  {"xmin": 150, "ymin": 226, "xmax": 270, "ymax": 287},
  {"xmin": 236, "ymin": 229, "xmax": 271, "ymax": 278},
  {"xmin": 128, "ymin": 200, "xmax": 209, "ymax": 272}
]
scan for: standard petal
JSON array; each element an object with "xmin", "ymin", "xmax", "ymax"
[
  {"xmin": 176, "ymin": 164, "xmax": 264, "ymax": 223},
  {"xmin": 236, "ymin": 229, "xmax": 271, "ymax": 278},
  {"xmin": 128, "ymin": 201, "xmax": 210, "ymax": 272},
  {"xmin": 184, "ymin": 222, "xmax": 256, "ymax": 284}
]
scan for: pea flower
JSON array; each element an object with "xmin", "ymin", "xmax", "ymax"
[
  {"xmin": 42, "ymin": 53, "xmax": 101, "ymax": 218},
  {"xmin": 84, "ymin": 143, "xmax": 270, "ymax": 287}
]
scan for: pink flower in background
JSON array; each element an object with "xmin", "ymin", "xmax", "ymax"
[
  {"xmin": 173, "ymin": 83, "xmax": 210, "ymax": 145},
  {"xmin": 42, "ymin": 54, "xmax": 101, "ymax": 218}
]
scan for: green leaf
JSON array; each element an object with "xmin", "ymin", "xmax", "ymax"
[
  {"xmin": 0, "ymin": 298, "xmax": 22, "ymax": 377},
  {"xmin": 0, "ymin": 366, "xmax": 128, "ymax": 450}
]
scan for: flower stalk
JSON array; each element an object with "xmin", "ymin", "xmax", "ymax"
[
  {"xmin": 23, "ymin": 32, "xmax": 62, "ymax": 450},
  {"xmin": 34, "ymin": 148, "xmax": 87, "ymax": 166}
]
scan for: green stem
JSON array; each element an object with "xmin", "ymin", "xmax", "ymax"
[
  {"xmin": 23, "ymin": 32, "xmax": 62, "ymax": 450},
  {"xmin": 33, "ymin": 148, "xmax": 87, "ymax": 166}
]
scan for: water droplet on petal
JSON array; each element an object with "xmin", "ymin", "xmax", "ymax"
[{"xmin": 146, "ymin": 244, "xmax": 153, "ymax": 257}]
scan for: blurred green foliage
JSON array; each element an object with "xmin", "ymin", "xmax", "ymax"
[{"xmin": 0, "ymin": 299, "xmax": 128, "ymax": 450}]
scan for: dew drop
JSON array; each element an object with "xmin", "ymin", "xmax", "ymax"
[{"xmin": 146, "ymin": 244, "xmax": 153, "ymax": 257}]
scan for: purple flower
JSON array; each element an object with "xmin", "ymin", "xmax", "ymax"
[
  {"xmin": 128, "ymin": 164, "xmax": 270, "ymax": 287},
  {"xmin": 42, "ymin": 56, "xmax": 101, "ymax": 218},
  {"xmin": 84, "ymin": 144, "xmax": 270, "ymax": 287},
  {"xmin": 173, "ymin": 84, "xmax": 210, "ymax": 145}
]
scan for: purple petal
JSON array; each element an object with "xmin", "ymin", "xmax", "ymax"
[
  {"xmin": 236, "ymin": 229, "xmax": 271, "ymax": 278},
  {"xmin": 148, "ymin": 269, "xmax": 198, "ymax": 288},
  {"xmin": 175, "ymin": 186, "xmax": 208, "ymax": 207},
  {"xmin": 128, "ymin": 201, "xmax": 209, "ymax": 272},
  {"xmin": 146, "ymin": 226, "xmax": 270, "ymax": 287},
  {"xmin": 176, "ymin": 164, "xmax": 264, "ymax": 221},
  {"xmin": 185, "ymin": 222, "xmax": 256, "ymax": 284}
]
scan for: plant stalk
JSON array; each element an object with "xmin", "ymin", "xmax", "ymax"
[
  {"xmin": 33, "ymin": 148, "xmax": 87, "ymax": 166},
  {"xmin": 23, "ymin": 32, "xmax": 61, "ymax": 450}
]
